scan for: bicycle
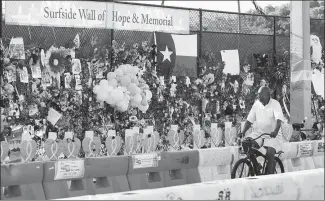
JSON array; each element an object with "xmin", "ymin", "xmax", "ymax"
[{"xmin": 231, "ymin": 134, "xmax": 285, "ymax": 179}]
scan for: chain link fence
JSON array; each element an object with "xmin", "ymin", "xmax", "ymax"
[{"xmin": 1, "ymin": 2, "xmax": 324, "ymax": 64}]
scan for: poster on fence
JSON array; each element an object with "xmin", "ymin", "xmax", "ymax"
[
  {"xmin": 54, "ymin": 159, "xmax": 85, "ymax": 180},
  {"xmin": 9, "ymin": 37, "xmax": 25, "ymax": 60},
  {"xmin": 4, "ymin": 1, "xmax": 190, "ymax": 33},
  {"xmin": 221, "ymin": 50, "xmax": 240, "ymax": 75},
  {"xmin": 297, "ymin": 143, "xmax": 313, "ymax": 157}
]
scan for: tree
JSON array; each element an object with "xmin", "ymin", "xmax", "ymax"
[{"xmin": 246, "ymin": 0, "xmax": 324, "ymax": 36}]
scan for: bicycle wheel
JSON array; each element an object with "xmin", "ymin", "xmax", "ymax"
[
  {"xmin": 274, "ymin": 157, "xmax": 285, "ymax": 174},
  {"xmin": 231, "ymin": 158, "xmax": 254, "ymax": 179}
]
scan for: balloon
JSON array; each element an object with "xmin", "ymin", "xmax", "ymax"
[
  {"xmin": 107, "ymin": 72, "xmax": 116, "ymax": 81},
  {"xmin": 107, "ymin": 79, "xmax": 118, "ymax": 88},
  {"xmin": 114, "ymin": 69, "xmax": 123, "ymax": 77},
  {"xmin": 138, "ymin": 104, "xmax": 149, "ymax": 113},
  {"xmin": 134, "ymin": 86, "xmax": 141, "ymax": 94},
  {"xmin": 119, "ymin": 86, "xmax": 127, "ymax": 92},
  {"xmin": 130, "ymin": 100, "xmax": 138, "ymax": 108},
  {"xmin": 99, "ymin": 79, "xmax": 109, "ymax": 87},
  {"xmin": 120, "ymin": 75, "xmax": 131, "ymax": 87},
  {"xmin": 138, "ymin": 83, "xmax": 146, "ymax": 89},
  {"xmin": 104, "ymin": 85, "xmax": 114, "ymax": 93},
  {"xmin": 105, "ymin": 95, "xmax": 115, "ymax": 105},
  {"xmin": 127, "ymin": 83, "xmax": 138, "ymax": 94},
  {"xmin": 140, "ymin": 98, "xmax": 148, "ymax": 106},
  {"xmin": 145, "ymin": 90, "xmax": 152, "ymax": 101},
  {"xmin": 93, "ymin": 85, "xmax": 100, "ymax": 94},
  {"xmin": 119, "ymin": 65, "xmax": 128, "ymax": 74},
  {"xmin": 97, "ymin": 91, "xmax": 109, "ymax": 102},
  {"xmin": 111, "ymin": 89, "xmax": 124, "ymax": 102},
  {"xmin": 133, "ymin": 94, "xmax": 142, "ymax": 104}
]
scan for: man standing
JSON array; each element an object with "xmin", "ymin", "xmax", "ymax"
[{"xmin": 240, "ymin": 86, "xmax": 285, "ymax": 174}]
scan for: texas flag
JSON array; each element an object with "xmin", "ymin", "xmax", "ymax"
[{"xmin": 154, "ymin": 32, "xmax": 198, "ymax": 78}]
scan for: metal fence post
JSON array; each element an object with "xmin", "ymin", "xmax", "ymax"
[
  {"xmin": 110, "ymin": 29, "xmax": 114, "ymax": 70},
  {"xmin": 273, "ymin": 16, "xmax": 277, "ymax": 64},
  {"xmin": 198, "ymin": 9, "xmax": 203, "ymax": 125}
]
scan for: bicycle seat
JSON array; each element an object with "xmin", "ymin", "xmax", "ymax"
[{"xmin": 276, "ymin": 151, "xmax": 284, "ymax": 154}]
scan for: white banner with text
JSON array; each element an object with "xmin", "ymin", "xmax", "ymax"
[{"xmin": 4, "ymin": 1, "xmax": 189, "ymax": 34}]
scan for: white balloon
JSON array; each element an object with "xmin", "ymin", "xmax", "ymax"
[
  {"xmin": 93, "ymin": 85, "xmax": 100, "ymax": 94},
  {"xmin": 105, "ymin": 94, "xmax": 115, "ymax": 105},
  {"xmin": 145, "ymin": 90, "xmax": 152, "ymax": 101},
  {"xmin": 107, "ymin": 72, "xmax": 117, "ymax": 81},
  {"xmin": 133, "ymin": 94, "xmax": 142, "ymax": 104},
  {"xmin": 114, "ymin": 69, "xmax": 124, "ymax": 77},
  {"xmin": 112, "ymin": 88, "xmax": 124, "ymax": 102},
  {"xmin": 119, "ymin": 65, "xmax": 128, "ymax": 74},
  {"xmin": 105, "ymin": 85, "xmax": 114, "ymax": 92},
  {"xmin": 97, "ymin": 91, "xmax": 109, "ymax": 102},
  {"xmin": 99, "ymin": 79, "xmax": 109, "ymax": 87}
]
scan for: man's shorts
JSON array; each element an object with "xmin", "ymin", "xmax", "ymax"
[{"xmin": 245, "ymin": 131, "xmax": 284, "ymax": 152}]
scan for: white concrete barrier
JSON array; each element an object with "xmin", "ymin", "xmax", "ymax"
[
  {"xmin": 197, "ymin": 147, "xmax": 233, "ymax": 181},
  {"xmin": 281, "ymin": 141, "xmax": 317, "ymax": 172},
  {"xmin": 313, "ymin": 140, "xmax": 324, "ymax": 168},
  {"xmin": 58, "ymin": 169, "xmax": 324, "ymax": 200}
]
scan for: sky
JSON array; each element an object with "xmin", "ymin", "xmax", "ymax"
[{"xmin": 123, "ymin": 1, "xmax": 290, "ymax": 13}]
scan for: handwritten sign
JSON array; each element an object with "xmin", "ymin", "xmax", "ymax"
[
  {"xmin": 54, "ymin": 159, "xmax": 85, "ymax": 180},
  {"xmin": 297, "ymin": 143, "xmax": 313, "ymax": 157},
  {"xmin": 317, "ymin": 142, "xmax": 324, "ymax": 152},
  {"xmin": 9, "ymin": 37, "xmax": 25, "ymax": 59},
  {"xmin": 133, "ymin": 153, "xmax": 159, "ymax": 169}
]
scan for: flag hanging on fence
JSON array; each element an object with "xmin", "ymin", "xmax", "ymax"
[{"xmin": 154, "ymin": 32, "xmax": 198, "ymax": 77}]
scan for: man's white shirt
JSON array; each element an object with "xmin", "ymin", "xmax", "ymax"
[
  {"xmin": 247, "ymin": 98, "xmax": 285, "ymax": 134},
  {"xmin": 246, "ymin": 98, "xmax": 285, "ymax": 151}
]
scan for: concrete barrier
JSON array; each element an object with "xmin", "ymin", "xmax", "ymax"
[
  {"xmin": 126, "ymin": 153, "xmax": 164, "ymax": 190},
  {"xmin": 160, "ymin": 150, "xmax": 200, "ymax": 186},
  {"xmin": 42, "ymin": 159, "xmax": 87, "ymax": 199},
  {"xmin": 280, "ymin": 142, "xmax": 298, "ymax": 172},
  {"xmin": 313, "ymin": 140, "xmax": 324, "ymax": 168},
  {"xmin": 84, "ymin": 156, "xmax": 130, "ymax": 195},
  {"xmin": 59, "ymin": 169, "xmax": 324, "ymax": 200},
  {"xmin": 196, "ymin": 147, "xmax": 233, "ymax": 181},
  {"xmin": 294, "ymin": 141, "xmax": 316, "ymax": 170},
  {"xmin": 1, "ymin": 162, "xmax": 45, "ymax": 200},
  {"xmin": 280, "ymin": 141, "xmax": 316, "ymax": 172}
]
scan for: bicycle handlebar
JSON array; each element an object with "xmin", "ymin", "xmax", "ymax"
[{"xmin": 251, "ymin": 133, "xmax": 271, "ymax": 141}]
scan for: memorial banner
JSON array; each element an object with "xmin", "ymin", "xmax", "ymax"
[
  {"xmin": 5, "ymin": 1, "xmax": 190, "ymax": 33},
  {"xmin": 5, "ymin": 1, "xmax": 109, "ymax": 28},
  {"xmin": 110, "ymin": 3, "xmax": 189, "ymax": 33}
]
